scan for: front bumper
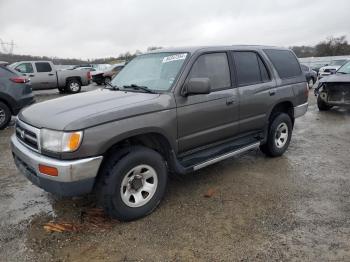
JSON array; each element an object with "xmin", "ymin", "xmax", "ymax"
[
  {"xmin": 294, "ymin": 102, "xmax": 308, "ymax": 118},
  {"xmin": 11, "ymin": 135, "xmax": 103, "ymax": 196}
]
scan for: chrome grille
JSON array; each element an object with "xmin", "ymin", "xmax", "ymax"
[{"xmin": 15, "ymin": 120, "xmax": 40, "ymax": 152}]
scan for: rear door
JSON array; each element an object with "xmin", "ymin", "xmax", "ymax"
[
  {"xmin": 176, "ymin": 52, "xmax": 240, "ymax": 153},
  {"xmin": 231, "ymin": 51, "xmax": 276, "ymax": 134},
  {"xmin": 34, "ymin": 62, "xmax": 57, "ymax": 89}
]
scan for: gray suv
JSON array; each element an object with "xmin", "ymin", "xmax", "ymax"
[{"xmin": 11, "ymin": 46, "xmax": 308, "ymax": 221}]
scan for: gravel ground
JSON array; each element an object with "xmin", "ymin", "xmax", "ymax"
[{"xmin": 0, "ymin": 85, "xmax": 350, "ymax": 261}]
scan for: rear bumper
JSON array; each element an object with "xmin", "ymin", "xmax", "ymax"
[
  {"xmin": 294, "ymin": 102, "xmax": 308, "ymax": 118},
  {"xmin": 11, "ymin": 135, "xmax": 103, "ymax": 196}
]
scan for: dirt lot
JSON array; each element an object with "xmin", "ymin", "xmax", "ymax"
[{"xmin": 1, "ymin": 85, "xmax": 350, "ymax": 261}]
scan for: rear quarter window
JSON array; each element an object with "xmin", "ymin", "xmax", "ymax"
[
  {"xmin": 264, "ymin": 49, "xmax": 302, "ymax": 79},
  {"xmin": 35, "ymin": 62, "xmax": 52, "ymax": 72}
]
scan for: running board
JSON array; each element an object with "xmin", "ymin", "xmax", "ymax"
[{"xmin": 193, "ymin": 142, "xmax": 260, "ymax": 171}]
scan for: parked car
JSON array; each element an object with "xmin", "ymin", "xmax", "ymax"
[
  {"xmin": 9, "ymin": 61, "xmax": 90, "ymax": 93},
  {"xmin": 311, "ymin": 63, "xmax": 328, "ymax": 74},
  {"xmin": 0, "ymin": 61, "xmax": 9, "ymax": 66},
  {"xmin": 314, "ymin": 61, "xmax": 350, "ymax": 111},
  {"xmin": 0, "ymin": 65, "xmax": 34, "ymax": 129},
  {"xmin": 92, "ymin": 63, "xmax": 125, "ymax": 85},
  {"xmin": 11, "ymin": 46, "xmax": 308, "ymax": 221},
  {"xmin": 318, "ymin": 59, "xmax": 349, "ymax": 79},
  {"xmin": 301, "ymin": 64, "xmax": 317, "ymax": 88}
]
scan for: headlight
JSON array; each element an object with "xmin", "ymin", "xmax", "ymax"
[{"xmin": 41, "ymin": 129, "xmax": 83, "ymax": 152}]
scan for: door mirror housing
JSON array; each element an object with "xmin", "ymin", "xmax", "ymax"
[{"xmin": 182, "ymin": 77, "xmax": 211, "ymax": 96}]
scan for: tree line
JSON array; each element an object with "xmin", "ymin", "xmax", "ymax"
[
  {"xmin": 1, "ymin": 37, "xmax": 350, "ymax": 65},
  {"xmin": 291, "ymin": 35, "xmax": 350, "ymax": 58}
]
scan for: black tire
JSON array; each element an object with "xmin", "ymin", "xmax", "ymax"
[
  {"xmin": 66, "ymin": 79, "xmax": 81, "ymax": 94},
  {"xmin": 97, "ymin": 146, "xmax": 168, "ymax": 221},
  {"xmin": 104, "ymin": 77, "xmax": 111, "ymax": 84},
  {"xmin": 58, "ymin": 86, "xmax": 66, "ymax": 94},
  {"xmin": 0, "ymin": 102, "xmax": 11, "ymax": 130},
  {"xmin": 317, "ymin": 96, "xmax": 332, "ymax": 111},
  {"xmin": 260, "ymin": 113, "xmax": 292, "ymax": 157},
  {"xmin": 308, "ymin": 78, "xmax": 314, "ymax": 89}
]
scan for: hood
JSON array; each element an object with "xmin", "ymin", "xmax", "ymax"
[
  {"xmin": 319, "ymin": 73, "xmax": 350, "ymax": 83},
  {"xmin": 19, "ymin": 89, "xmax": 174, "ymax": 130}
]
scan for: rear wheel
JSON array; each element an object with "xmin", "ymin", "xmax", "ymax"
[
  {"xmin": 97, "ymin": 146, "xmax": 168, "ymax": 221},
  {"xmin": 104, "ymin": 77, "xmax": 111, "ymax": 84},
  {"xmin": 260, "ymin": 113, "xmax": 292, "ymax": 157},
  {"xmin": 0, "ymin": 102, "xmax": 11, "ymax": 130},
  {"xmin": 317, "ymin": 95, "xmax": 332, "ymax": 111},
  {"xmin": 66, "ymin": 79, "xmax": 81, "ymax": 94},
  {"xmin": 308, "ymin": 78, "xmax": 314, "ymax": 89}
]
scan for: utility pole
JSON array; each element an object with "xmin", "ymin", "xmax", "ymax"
[{"xmin": 0, "ymin": 38, "xmax": 15, "ymax": 54}]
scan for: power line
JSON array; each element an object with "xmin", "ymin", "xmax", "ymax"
[{"xmin": 0, "ymin": 38, "xmax": 15, "ymax": 54}]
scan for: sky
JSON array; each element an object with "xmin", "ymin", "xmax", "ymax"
[{"xmin": 0, "ymin": 0, "xmax": 349, "ymax": 59}]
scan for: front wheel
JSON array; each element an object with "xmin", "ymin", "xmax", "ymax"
[
  {"xmin": 260, "ymin": 113, "xmax": 293, "ymax": 157},
  {"xmin": 317, "ymin": 95, "xmax": 332, "ymax": 111},
  {"xmin": 66, "ymin": 79, "xmax": 81, "ymax": 94},
  {"xmin": 97, "ymin": 146, "xmax": 168, "ymax": 221}
]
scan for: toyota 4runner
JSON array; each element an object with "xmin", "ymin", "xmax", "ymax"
[{"xmin": 11, "ymin": 46, "xmax": 308, "ymax": 221}]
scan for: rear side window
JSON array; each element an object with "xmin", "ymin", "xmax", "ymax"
[
  {"xmin": 264, "ymin": 49, "xmax": 302, "ymax": 79},
  {"xmin": 187, "ymin": 53, "xmax": 231, "ymax": 91},
  {"xmin": 232, "ymin": 51, "xmax": 270, "ymax": 86},
  {"xmin": 35, "ymin": 62, "xmax": 52, "ymax": 72},
  {"xmin": 15, "ymin": 63, "xmax": 34, "ymax": 74}
]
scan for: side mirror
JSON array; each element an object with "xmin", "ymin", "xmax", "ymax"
[{"xmin": 182, "ymin": 77, "xmax": 211, "ymax": 96}]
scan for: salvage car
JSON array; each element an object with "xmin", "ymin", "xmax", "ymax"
[
  {"xmin": 11, "ymin": 46, "xmax": 308, "ymax": 221},
  {"xmin": 318, "ymin": 59, "xmax": 348, "ymax": 79},
  {"xmin": 92, "ymin": 63, "xmax": 125, "ymax": 85},
  {"xmin": 315, "ymin": 61, "xmax": 350, "ymax": 110},
  {"xmin": 0, "ymin": 65, "xmax": 34, "ymax": 129},
  {"xmin": 9, "ymin": 61, "xmax": 90, "ymax": 93}
]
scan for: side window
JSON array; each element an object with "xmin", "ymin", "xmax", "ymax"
[
  {"xmin": 233, "ymin": 51, "xmax": 261, "ymax": 86},
  {"xmin": 15, "ymin": 63, "xmax": 34, "ymax": 74},
  {"xmin": 187, "ymin": 53, "xmax": 231, "ymax": 91},
  {"xmin": 35, "ymin": 62, "xmax": 52, "ymax": 73},
  {"xmin": 263, "ymin": 49, "xmax": 302, "ymax": 79}
]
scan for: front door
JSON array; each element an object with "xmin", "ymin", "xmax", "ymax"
[
  {"xmin": 176, "ymin": 52, "xmax": 239, "ymax": 153},
  {"xmin": 14, "ymin": 62, "xmax": 41, "ymax": 89},
  {"xmin": 34, "ymin": 62, "xmax": 57, "ymax": 89}
]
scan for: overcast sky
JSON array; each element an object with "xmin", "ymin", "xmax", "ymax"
[{"xmin": 0, "ymin": 0, "xmax": 349, "ymax": 59}]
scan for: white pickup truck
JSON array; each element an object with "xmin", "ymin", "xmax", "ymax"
[{"xmin": 9, "ymin": 61, "xmax": 90, "ymax": 93}]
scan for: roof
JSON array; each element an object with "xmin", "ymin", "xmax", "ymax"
[{"xmin": 147, "ymin": 45, "xmax": 288, "ymax": 54}]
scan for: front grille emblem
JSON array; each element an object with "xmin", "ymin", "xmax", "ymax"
[{"xmin": 20, "ymin": 130, "xmax": 25, "ymax": 139}]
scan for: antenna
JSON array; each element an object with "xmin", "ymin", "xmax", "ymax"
[{"xmin": 0, "ymin": 38, "xmax": 15, "ymax": 54}]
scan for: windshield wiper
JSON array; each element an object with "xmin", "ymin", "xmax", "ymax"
[
  {"xmin": 123, "ymin": 84, "xmax": 155, "ymax": 94},
  {"xmin": 104, "ymin": 82, "xmax": 120, "ymax": 90}
]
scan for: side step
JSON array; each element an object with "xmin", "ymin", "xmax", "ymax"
[
  {"xmin": 169, "ymin": 137, "xmax": 261, "ymax": 174},
  {"xmin": 193, "ymin": 142, "xmax": 260, "ymax": 170}
]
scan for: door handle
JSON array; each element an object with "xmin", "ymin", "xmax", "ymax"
[
  {"xmin": 269, "ymin": 90, "xmax": 276, "ymax": 96},
  {"xmin": 226, "ymin": 97, "xmax": 235, "ymax": 105},
  {"xmin": 29, "ymin": 74, "xmax": 35, "ymax": 77},
  {"xmin": 48, "ymin": 73, "xmax": 54, "ymax": 76}
]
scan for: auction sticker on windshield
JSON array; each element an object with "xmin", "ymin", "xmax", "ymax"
[{"xmin": 162, "ymin": 53, "xmax": 187, "ymax": 63}]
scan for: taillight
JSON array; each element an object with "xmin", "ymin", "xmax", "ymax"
[
  {"xmin": 10, "ymin": 76, "xmax": 29, "ymax": 84},
  {"xmin": 87, "ymin": 71, "xmax": 91, "ymax": 80}
]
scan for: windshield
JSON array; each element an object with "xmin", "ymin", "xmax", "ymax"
[
  {"xmin": 329, "ymin": 60, "xmax": 347, "ymax": 66},
  {"xmin": 337, "ymin": 61, "xmax": 350, "ymax": 74},
  {"xmin": 111, "ymin": 52, "xmax": 188, "ymax": 92}
]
